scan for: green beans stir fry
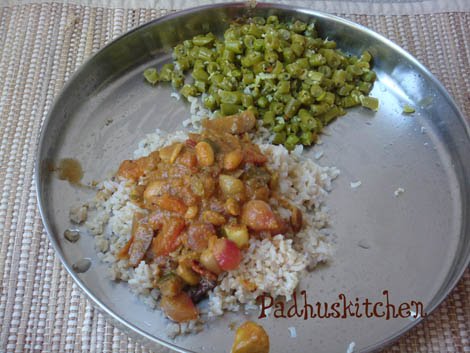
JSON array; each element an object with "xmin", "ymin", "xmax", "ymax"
[{"xmin": 144, "ymin": 16, "xmax": 379, "ymax": 150}]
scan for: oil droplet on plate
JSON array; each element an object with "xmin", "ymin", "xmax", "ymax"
[{"xmin": 57, "ymin": 158, "xmax": 83, "ymax": 184}]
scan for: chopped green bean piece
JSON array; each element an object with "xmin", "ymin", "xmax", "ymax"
[
  {"xmin": 180, "ymin": 84, "xmax": 198, "ymax": 98},
  {"xmin": 323, "ymin": 40, "xmax": 337, "ymax": 49},
  {"xmin": 220, "ymin": 103, "xmax": 241, "ymax": 115},
  {"xmin": 360, "ymin": 96, "xmax": 379, "ymax": 111},
  {"xmin": 402, "ymin": 104, "xmax": 415, "ymax": 114},
  {"xmin": 337, "ymin": 83, "xmax": 354, "ymax": 96},
  {"xmin": 284, "ymin": 97, "xmax": 301, "ymax": 119},
  {"xmin": 253, "ymin": 38, "xmax": 265, "ymax": 51},
  {"xmin": 300, "ymin": 131, "xmax": 315, "ymax": 145},
  {"xmin": 171, "ymin": 71, "xmax": 184, "ymax": 89},
  {"xmin": 298, "ymin": 90, "xmax": 313, "ymax": 105},
  {"xmin": 279, "ymin": 29, "xmax": 291, "ymax": 41},
  {"xmin": 298, "ymin": 109, "xmax": 315, "ymax": 130},
  {"xmin": 283, "ymin": 47, "xmax": 296, "ymax": 64},
  {"xmin": 332, "ymin": 70, "xmax": 347, "ymax": 86},
  {"xmin": 192, "ymin": 68, "xmax": 209, "ymax": 82},
  {"xmin": 265, "ymin": 32, "xmax": 280, "ymax": 51},
  {"xmin": 219, "ymin": 90, "xmax": 242, "ymax": 105},
  {"xmin": 257, "ymin": 96, "xmax": 269, "ymax": 109},
  {"xmin": 241, "ymin": 51, "xmax": 263, "ymax": 67},
  {"xmin": 346, "ymin": 64, "xmax": 363, "ymax": 76},
  {"xmin": 310, "ymin": 84, "xmax": 324, "ymax": 98},
  {"xmin": 198, "ymin": 47, "xmax": 214, "ymax": 61},
  {"xmin": 309, "ymin": 53, "xmax": 326, "ymax": 67},
  {"xmin": 270, "ymin": 101, "xmax": 285, "ymax": 115},
  {"xmin": 241, "ymin": 71, "xmax": 254, "ymax": 85},
  {"xmin": 357, "ymin": 81, "xmax": 372, "ymax": 94},
  {"xmin": 310, "ymin": 102, "xmax": 330, "ymax": 116},
  {"xmin": 173, "ymin": 44, "xmax": 186, "ymax": 58},
  {"xmin": 273, "ymin": 117, "xmax": 286, "ymax": 132},
  {"xmin": 318, "ymin": 65, "xmax": 332, "ymax": 78},
  {"xmin": 272, "ymin": 61, "xmax": 284, "ymax": 75},
  {"xmin": 243, "ymin": 35, "xmax": 256, "ymax": 48},
  {"xmin": 291, "ymin": 20, "xmax": 307, "ymax": 33},
  {"xmin": 192, "ymin": 34, "xmax": 215, "ymax": 46},
  {"xmin": 143, "ymin": 68, "xmax": 159, "ymax": 85},
  {"xmin": 340, "ymin": 95, "xmax": 360, "ymax": 108},
  {"xmin": 307, "ymin": 70, "xmax": 324, "ymax": 83},
  {"xmin": 362, "ymin": 70, "xmax": 377, "ymax": 82},
  {"xmin": 361, "ymin": 50, "xmax": 372, "ymax": 63},
  {"xmin": 203, "ymin": 95, "xmax": 218, "ymax": 110},
  {"xmin": 220, "ymin": 77, "xmax": 236, "ymax": 91},
  {"xmin": 325, "ymin": 88, "xmax": 339, "ymax": 101},
  {"xmin": 272, "ymin": 131, "xmax": 286, "ymax": 144},
  {"xmin": 225, "ymin": 40, "xmax": 243, "ymax": 53},
  {"xmin": 221, "ymin": 49, "xmax": 235, "ymax": 62},
  {"xmin": 265, "ymin": 50, "xmax": 279, "ymax": 63},
  {"xmin": 183, "ymin": 39, "xmax": 193, "ymax": 49},
  {"xmin": 277, "ymin": 81, "xmax": 291, "ymax": 94},
  {"xmin": 263, "ymin": 111, "xmax": 275, "ymax": 126},
  {"xmin": 177, "ymin": 57, "xmax": 191, "ymax": 71},
  {"xmin": 267, "ymin": 15, "xmax": 279, "ymax": 25},
  {"xmin": 194, "ymin": 80, "xmax": 207, "ymax": 92},
  {"xmin": 241, "ymin": 94, "xmax": 253, "ymax": 108},
  {"xmin": 252, "ymin": 16, "xmax": 266, "ymax": 25},
  {"xmin": 285, "ymin": 134, "xmax": 300, "ymax": 150},
  {"xmin": 286, "ymin": 116, "xmax": 300, "ymax": 134},
  {"xmin": 319, "ymin": 106, "xmax": 345, "ymax": 124},
  {"xmin": 291, "ymin": 42, "xmax": 305, "ymax": 57},
  {"xmin": 253, "ymin": 61, "xmax": 270, "ymax": 74},
  {"xmin": 159, "ymin": 63, "xmax": 174, "ymax": 82}
]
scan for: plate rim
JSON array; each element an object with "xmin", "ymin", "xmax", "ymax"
[{"xmin": 35, "ymin": 2, "xmax": 470, "ymax": 352}]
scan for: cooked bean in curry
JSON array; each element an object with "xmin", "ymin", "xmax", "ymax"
[{"xmin": 116, "ymin": 111, "xmax": 303, "ymax": 323}]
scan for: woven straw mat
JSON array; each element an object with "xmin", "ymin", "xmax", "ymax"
[{"xmin": 0, "ymin": 2, "xmax": 469, "ymax": 353}]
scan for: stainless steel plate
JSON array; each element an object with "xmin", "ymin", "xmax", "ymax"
[{"xmin": 36, "ymin": 3, "xmax": 470, "ymax": 353}]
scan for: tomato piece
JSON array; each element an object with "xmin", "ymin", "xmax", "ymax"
[
  {"xmin": 117, "ymin": 236, "xmax": 133, "ymax": 260},
  {"xmin": 243, "ymin": 144, "xmax": 267, "ymax": 165},
  {"xmin": 116, "ymin": 160, "xmax": 142, "ymax": 181},
  {"xmin": 212, "ymin": 238, "xmax": 242, "ymax": 271},
  {"xmin": 151, "ymin": 217, "xmax": 185, "ymax": 256},
  {"xmin": 128, "ymin": 215, "xmax": 154, "ymax": 267},
  {"xmin": 186, "ymin": 223, "xmax": 215, "ymax": 251},
  {"xmin": 155, "ymin": 194, "xmax": 187, "ymax": 214},
  {"xmin": 185, "ymin": 138, "xmax": 197, "ymax": 148},
  {"xmin": 241, "ymin": 200, "xmax": 278, "ymax": 231},
  {"xmin": 116, "ymin": 151, "xmax": 160, "ymax": 181},
  {"xmin": 148, "ymin": 210, "xmax": 166, "ymax": 230},
  {"xmin": 117, "ymin": 212, "xmax": 146, "ymax": 260},
  {"xmin": 179, "ymin": 150, "xmax": 198, "ymax": 169},
  {"xmin": 160, "ymin": 292, "xmax": 198, "ymax": 323}
]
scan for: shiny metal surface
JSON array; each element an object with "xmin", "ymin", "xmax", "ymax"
[{"xmin": 36, "ymin": 3, "xmax": 470, "ymax": 353}]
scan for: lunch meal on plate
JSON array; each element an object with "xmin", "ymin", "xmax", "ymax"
[{"xmin": 67, "ymin": 14, "xmax": 378, "ymax": 350}]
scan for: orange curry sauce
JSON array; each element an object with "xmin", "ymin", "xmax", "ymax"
[{"xmin": 115, "ymin": 111, "xmax": 302, "ymax": 323}]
